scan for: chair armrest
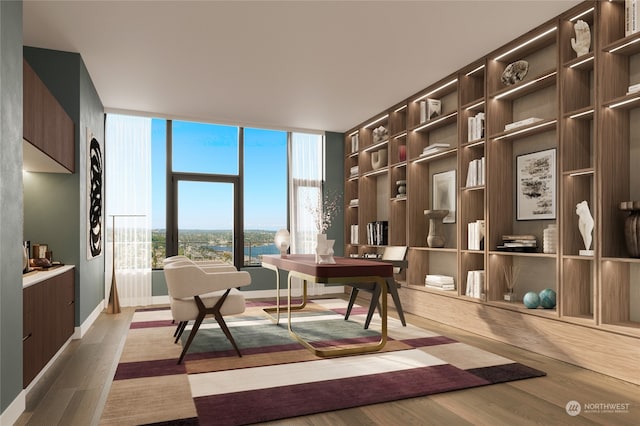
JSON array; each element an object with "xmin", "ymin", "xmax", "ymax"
[{"xmin": 165, "ymin": 264, "xmax": 251, "ymax": 299}]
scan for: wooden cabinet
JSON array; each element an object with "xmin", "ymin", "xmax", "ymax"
[
  {"xmin": 23, "ymin": 59, "xmax": 75, "ymax": 173},
  {"xmin": 23, "ymin": 268, "xmax": 75, "ymax": 387},
  {"xmin": 344, "ymin": 0, "xmax": 639, "ymax": 383}
]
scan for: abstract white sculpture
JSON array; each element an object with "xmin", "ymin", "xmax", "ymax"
[
  {"xmin": 576, "ymin": 200, "xmax": 594, "ymax": 256},
  {"xmin": 571, "ymin": 20, "xmax": 591, "ymax": 57},
  {"xmin": 371, "ymin": 148, "xmax": 388, "ymax": 170}
]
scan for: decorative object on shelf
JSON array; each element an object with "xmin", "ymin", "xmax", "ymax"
[
  {"xmin": 274, "ymin": 229, "xmax": 290, "ymax": 257},
  {"xmin": 576, "ymin": 200, "xmax": 594, "ymax": 256},
  {"xmin": 571, "ymin": 19, "xmax": 591, "ymax": 57},
  {"xmin": 315, "ymin": 233, "xmax": 336, "ymax": 264},
  {"xmin": 22, "ymin": 242, "xmax": 29, "ymax": 273},
  {"xmin": 372, "ymin": 126, "xmax": 388, "ymax": 143},
  {"xmin": 398, "ymin": 144, "xmax": 406, "ymax": 162},
  {"xmin": 433, "ymin": 170, "xmax": 456, "ymax": 223},
  {"xmin": 501, "ymin": 60, "xmax": 529, "ymax": 85},
  {"xmin": 517, "ymin": 148, "xmax": 556, "ymax": 220},
  {"xmin": 619, "ymin": 201, "xmax": 640, "ymax": 258},
  {"xmin": 543, "ymin": 224, "xmax": 557, "ymax": 254},
  {"xmin": 523, "ymin": 291, "xmax": 540, "ymax": 309},
  {"xmin": 503, "ymin": 265, "xmax": 520, "ymax": 302},
  {"xmin": 371, "ymin": 148, "xmax": 388, "ymax": 170},
  {"xmin": 539, "ymin": 288, "xmax": 556, "ymax": 309},
  {"xmin": 396, "ymin": 180, "xmax": 406, "ymax": 197},
  {"xmin": 424, "ymin": 209, "xmax": 449, "ymax": 248}
]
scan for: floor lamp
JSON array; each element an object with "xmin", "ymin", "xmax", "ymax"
[{"xmin": 107, "ymin": 214, "xmax": 145, "ymax": 314}]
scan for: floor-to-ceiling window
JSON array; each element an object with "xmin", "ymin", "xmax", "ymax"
[{"xmin": 146, "ymin": 117, "xmax": 321, "ymax": 269}]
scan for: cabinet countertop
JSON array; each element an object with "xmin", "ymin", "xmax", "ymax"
[{"xmin": 23, "ymin": 264, "xmax": 75, "ymax": 289}]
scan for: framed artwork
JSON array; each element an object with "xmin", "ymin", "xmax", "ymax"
[
  {"xmin": 516, "ymin": 148, "xmax": 556, "ymax": 220},
  {"xmin": 433, "ymin": 170, "xmax": 456, "ymax": 223},
  {"xmin": 87, "ymin": 128, "xmax": 103, "ymax": 258}
]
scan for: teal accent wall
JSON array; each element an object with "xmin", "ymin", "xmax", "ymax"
[
  {"xmin": 23, "ymin": 47, "xmax": 105, "ymax": 327},
  {"xmin": 0, "ymin": 0, "xmax": 24, "ymax": 414},
  {"xmin": 325, "ymin": 131, "xmax": 345, "ymax": 256}
]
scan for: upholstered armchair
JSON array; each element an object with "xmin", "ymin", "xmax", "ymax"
[{"xmin": 163, "ymin": 261, "xmax": 251, "ymax": 364}]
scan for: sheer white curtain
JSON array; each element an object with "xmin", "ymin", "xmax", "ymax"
[
  {"xmin": 105, "ymin": 114, "xmax": 152, "ymax": 307},
  {"xmin": 289, "ymin": 132, "xmax": 327, "ymax": 295}
]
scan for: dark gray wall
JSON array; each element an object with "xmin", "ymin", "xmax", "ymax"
[
  {"xmin": 0, "ymin": 0, "xmax": 23, "ymax": 414},
  {"xmin": 23, "ymin": 46, "xmax": 105, "ymax": 327}
]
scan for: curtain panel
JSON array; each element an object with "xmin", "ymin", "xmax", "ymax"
[{"xmin": 105, "ymin": 114, "xmax": 152, "ymax": 307}]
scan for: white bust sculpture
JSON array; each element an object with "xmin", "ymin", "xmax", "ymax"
[{"xmin": 576, "ymin": 200, "xmax": 594, "ymax": 254}]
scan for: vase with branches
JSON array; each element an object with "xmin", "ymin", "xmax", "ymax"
[
  {"xmin": 503, "ymin": 264, "xmax": 520, "ymax": 302},
  {"xmin": 304, "ymin": 189, "xmax": 341, "ymax": 263}
]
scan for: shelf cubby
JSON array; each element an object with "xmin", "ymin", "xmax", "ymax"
[{"xmin": 561, "ymin": 256, "xmax": 594, "ymax": 321}]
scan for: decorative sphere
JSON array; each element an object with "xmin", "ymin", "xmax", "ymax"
[
  {"xmin": 539, "ymin": 288, "xmax": 557, "ymax": 309},
  {"xmin": 523, "ymin": 291, "xmax": 540, "ymax": 309}
]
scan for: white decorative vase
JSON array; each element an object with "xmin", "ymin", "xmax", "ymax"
[
  {"xmin": 543, "ymin": 224, "xmax": 557, "ymax": 254},
  {"xmin": 371, "ymin": 149, "xmax": 388, "ymax": 170},
  {"xmin": 315, "ymin": 233, "xmax": 336, "ymax": 264}
]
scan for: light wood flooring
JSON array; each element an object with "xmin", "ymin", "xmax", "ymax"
[{"xmin": 15, "ymin": 297, "xmax": 640, "ymax": 426}]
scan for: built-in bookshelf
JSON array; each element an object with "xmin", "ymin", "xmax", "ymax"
[{"xmin": 344, "ymin": 1, "xmax": 639, "ymax": 384}]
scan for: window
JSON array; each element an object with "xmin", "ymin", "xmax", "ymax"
[
  {"xmin": 149, "ymin": 119, "xmax": 323, "ymax": 269},
  {"xmin": 243, "ymin": 128, "xmax": 288, "ymax": 265}
]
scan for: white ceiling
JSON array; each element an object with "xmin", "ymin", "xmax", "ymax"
[{"xmin": 23, "ymin": 1, "xmax": 581, "ymax": 133}]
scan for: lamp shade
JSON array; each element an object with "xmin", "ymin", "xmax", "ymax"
[{"xmin": 274, "ymin": 229, "xmax": 290, "ymax": 257}]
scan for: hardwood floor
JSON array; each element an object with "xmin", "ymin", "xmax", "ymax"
[{"xmin": 14, "ymin": 298, "xmax": 640, "ymax": 426}]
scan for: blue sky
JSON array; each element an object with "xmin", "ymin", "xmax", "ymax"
[{"xmin": 151, "ymin": 119, "xmax": 287, "ymax": 230}]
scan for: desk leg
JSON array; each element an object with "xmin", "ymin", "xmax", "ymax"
[
  {"xmin": 286, "ymin": 275, "xmax": 388, "ymax": 357},
  {"xmin": 263, "ymin": 266, "xmax": 307, "ymax": 324}
]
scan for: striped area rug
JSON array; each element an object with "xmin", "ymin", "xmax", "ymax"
[{"xmin": 100, "ymin": 298, "xmax": 545, "ymax": 425}]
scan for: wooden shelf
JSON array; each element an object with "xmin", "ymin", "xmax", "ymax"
[
  {"xmin": 411, "ymin": 147, "xmax": 457, "ymax": 164},
  {"xmin": 490, "ymin": 118, "xmax": 557, "ymax": 141},
  {"xmin": 564, "ymin": 106, "xmax": 594, "ymax": 120},
  {"xmin": 410, "ymin": 111, "xmax": 458, "ymax": 133},
  {"xmin": 563, "ymin": 52, "xmax": 594, "ymax": 70},
  {"xmin": 489, "ymin": 69, "xmax": 557, "ymax": 101},
  {"xmin": 603, "ymin": 32, "xmax": 640, "ymax": 56},
  {"xmin": 603, "ymin": 93, "xmax": 640, "ymax": 110},
  {"xmin": 488, "ymin": 251, "xmax": 557, "ymax": 259}
]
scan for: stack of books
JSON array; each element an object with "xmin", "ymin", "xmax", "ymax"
[
  {"xmin": 366, "ymin": 221, "xmax": 388, "ymax": 245},
  {"xmin": 350, "ymin": 165, "xmax": 359, "ymax": 177},
  {"xmin": 425, "ymin": 274, "xmax": 455, "ymax": 291},
  {"xmin": 627, "ymin": 82, "xmax": 640, "ymax": 95},
  {"xmin": 420, "ymin": 98, "xmax": 441, "ymax": 123},
  {"xmin": 349, "ymin": 198, "xmax": 359, "ymax": 207},
  {"xmin": 465, "ymin": 157, "xmax": 485, "ymax": 187},
  {"xmin": 467, "ymin": 220, "xmax": 485, "ymax": 250},
  {"xmin": 504, "ymin": 117, "xmax": 543, "ymax": 132},
  {"xmin": 497, "ymin": 234, "xmax": 537, "ymax": 252},
  {"xmin": 465, "ymin": 270, "xmax": 485, "ymax": 299},
  {"xmin": 467, "ymin": 112, "xmax": 485, "ymax": 142},
  {"xmin": 420, "ymin": 143, "xmax": 450, "ymax": 157}
]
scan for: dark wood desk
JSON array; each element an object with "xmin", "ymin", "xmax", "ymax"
[{"xmin": 261, "ymin": 254, "xmax": 393, "ymax": 357}]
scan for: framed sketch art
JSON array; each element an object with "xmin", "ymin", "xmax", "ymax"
[
  {"xmin": 433, "ymin": 170, "xmax": 456, "ymax": 223},
  {"xmin": 516, "ymin": 148, "xmax": 556, "ymax": 220}
]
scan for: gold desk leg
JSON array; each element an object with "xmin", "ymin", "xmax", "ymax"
[
  {"xmin": 286, "ymin": 275, "xmax": 388, "ymax": 358},
  {"xmin": 262, "ymin": 264, "xmax": 307, "ymax": 324}
]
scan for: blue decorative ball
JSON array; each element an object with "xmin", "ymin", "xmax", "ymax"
[
  {"xmin": 539, "ymin": 288, "xmax": 556, "ymax": 309},
  {"xmin": 523, "ymin": 291, "xmax": 540, "ymax": 309}
]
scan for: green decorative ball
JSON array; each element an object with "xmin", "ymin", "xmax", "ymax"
[
  {"xmin": 539, "ymin": 288, "xmax": 557, "ymax": 309},
  {"xmin": 523, "ymin": 291, "xmax": 540, "ymax": 309}
]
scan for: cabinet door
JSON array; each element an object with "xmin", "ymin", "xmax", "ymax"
[
  {"xmin": 23, "ymin": 59, "xmax": 45, "ymax": 149},
  {"xmin": 23, "ymin": 283, "xmax": 45, "ymax": 387},
  {"xmin": 56, "ymin": 270, "xmax": 75, "ymax": 347}
]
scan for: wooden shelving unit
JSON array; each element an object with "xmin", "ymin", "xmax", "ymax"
[{"xmin": 344, "ymin": 1, "xmax": 639, "ymax": 384}]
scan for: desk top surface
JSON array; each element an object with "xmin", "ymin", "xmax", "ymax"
[{"xmin": 262, "ymin": 254, "xmax": 393, "ymax": 278}]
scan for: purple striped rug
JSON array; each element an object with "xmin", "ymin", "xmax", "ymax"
[{"xmin": 100, "ymin": 299, "xmax": 545, "ymax": 425}]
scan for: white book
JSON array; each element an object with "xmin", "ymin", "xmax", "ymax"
[
  {"xmin": 627, "ymin": 0, "xmax": 639, "ymax": 36},
  {"xmin": 479, "ymin": 157, "xmax": 485, "ymax": 185},
  {"xmin": 474, "ymin": 113, "xmax": 485, "ymax": 140},
  {"xmin": 468, "ymin": 116, "xmax": 475, "ymax": 142},
  {"xmin": 420, "ymin": 100, "xmax": 427, "ymax": 123},
  {"xmin": 466, "ymin": 271, "xmax": 474, "ymax": 297},
  {"xmin": 426, "ymin": 98, "xmax": 441, "ymax": 121},
  {"xmin": 426, "ymin": 274, "xmax": 454, "ymax": 284},
  {"xmin": 426, "ymin": 284, "xmax": 456, "ymax": 291},
  {"xmin": 466, "ymin": 160, "xmax": 478, "ymax": 187}
]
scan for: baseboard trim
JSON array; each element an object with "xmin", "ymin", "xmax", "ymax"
[
  {"xmin": 0, "ymin": 389, "xmax": 25, "ymax": 426},
  {"xmin": 75, "ymin": 299, "xmax": 104, "ymax": 339}
]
